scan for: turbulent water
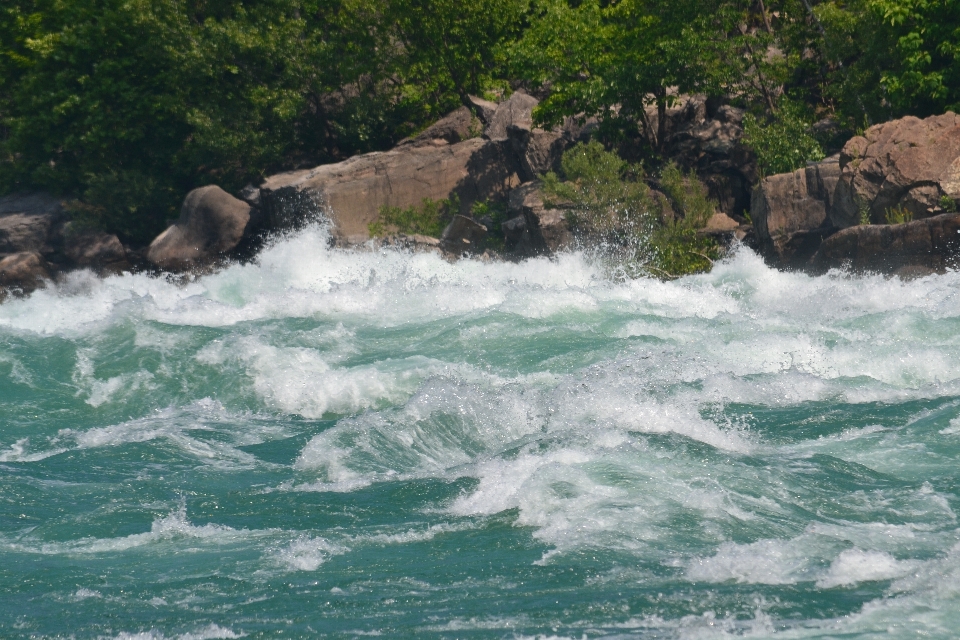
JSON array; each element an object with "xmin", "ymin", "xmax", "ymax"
[{"xmin": 2, "ymin": 225, "xmax": 960, "ymax": 639}]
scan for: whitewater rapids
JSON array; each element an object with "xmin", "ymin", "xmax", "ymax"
[{"xmin": 2, "ymin": 224, "xmax": 960, "ymax": 638}]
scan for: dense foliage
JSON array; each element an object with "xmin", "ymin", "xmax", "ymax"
[
  {"xmin": 2, "ymin": 0, "xmax": 959, "ymax": 243},
  {"xmin": 542, "ymin": 142, "xmax": 720, "ymax": 278}
]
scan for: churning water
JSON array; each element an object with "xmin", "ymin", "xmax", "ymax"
[{"xmin": 3, "ymin": 224, "xmax": 960, "ymax": 638}]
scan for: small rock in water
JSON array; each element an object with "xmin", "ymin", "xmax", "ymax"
[
  {"xmin": 147, "ymin": 185, "xmax": 251, "ymax": 271},
  {"xmin": 63, "ymin": 231, "xmax": 127, "ymax": 272},
  {"xmin": 441, "ymin": 215, "xmax": 487, "ymax": 255},
  {"xmin": 0, "ymin": 251, "xmax": 50, "ymax": 296}
]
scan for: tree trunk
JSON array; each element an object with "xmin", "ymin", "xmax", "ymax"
[{"xmin": 657, "ymin": 94, "xmax": 667, "ymax": 153}]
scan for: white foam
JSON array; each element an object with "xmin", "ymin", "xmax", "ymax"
[
  {"xmin": 112, "ymin": 624, "xmax": 241, "ymax": 640},
  {"xmin": 0, "ymin": 437, "xmax": 67, "ymax": 462},
  {"xmin": 275, "ymin": 535, "xmax": 347, "ymax": 571},
  {"xmin": 817, "ymin": 548, "xmax": 918, "ymax": 588},
  {"xmin": 5, "ymin": 503, "xmax": 256, "ymax": 555},
  {"xmin": 197, "ymin": 336, "xmax": 445, "ymax": 418},
  {"xmin": 940, "ymin": 416, "xmax": 960, "ymax": 435},
  {"xmin": 686, "ymin": 539, "xmax": 818, "ymax": 585},
  {"xmin": 352, "ymin": 521, "xmax": 476, "ymax": 546}
]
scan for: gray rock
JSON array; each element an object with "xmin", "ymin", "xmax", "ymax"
[
  {"xmin": 400, "ymin": 106, "xmax": 479, "ymax": 147},
  {"xmin": 485, "ymin": 91, "xmax": 539, "ymax": 141},
  {"xmin": 0, "ymin": 251, "xmax": 51, "ymax": 294},
  {"xmin": 661, "ymin": 96, "xmax": 757, "ymax": 218},
  {"xmin": 750, "ymin": 156, "xmax": 840, "ymax": 266},
  {"xmin": 441, "ymin": 215, "xmax": 487, "ymax": 254},
  {"xmin": 508, "ymin": 125, "xmax": 565, "ymax": 182},
  {"xmin": 64, "ymin": 231, "xmax": 127, "ymax": 270},
  {"xmin": 467, "ymin": 95, "xmax": 499, "ymax": 125},
  {"xmin": 810, "ymin": 212, "xmax": 960, "ymax": 274},
  {"xmin": 831, "ymin": 112, "xmax": 960, "ymax": 228},
  {"xmin": 0, "ymin": 193, "xmax": 65, "ymax": 255},
  {"xmin": 147, "ymin": 185, "xmax": 251, "ymax": 270},
  {"xmin": 503, "ymin": 181, "xmax": 572, "ymax": 256}
]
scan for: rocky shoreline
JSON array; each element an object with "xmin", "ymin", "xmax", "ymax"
[{"xmin": 4, "ymin": 95, "xmax": 960, "ymax": 300}]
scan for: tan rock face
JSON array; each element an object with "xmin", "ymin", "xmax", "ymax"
[
  {"xmin": 811, "ymin": 212, "xmax": 960, "ymax": 274},
  {"xmin": 485, "ymin": 92, "xmax": 539, "ymax": 141},
  {"xmin": 832, "ymin": 112, "xmax": 960, "ymax": 227},
  {"xmin": 750, "ymin": 157, "xmax": 840, "ymax": 266},
  {"xmin": 259, "ymin": 138, "xmax": 522, "ymax": 244},
  {"xmin": 64, "ymin": 231, "xmax": 127, "ymax": 270},
  {"xmin": 703, "ymin": 212, "xmax": 740, "ymax": 233},
  {"xmin": 256, "ymin": 97, "xmax": 578, "ymax": 248},
  {"xmin": 0, "ymin": 251, "xmax": 50, "ymax": 294},
  {"xmin": 147, "ymin": 185, "xmax": 251, "ymax": 270}
]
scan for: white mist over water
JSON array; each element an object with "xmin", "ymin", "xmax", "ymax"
[{"xmin": 3, "ymin": 223, "xmax": 960, "ymax": 638}]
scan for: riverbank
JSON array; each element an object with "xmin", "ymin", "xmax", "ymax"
[{"xmin": 4, "ymin": 98, "xmax": 960, "ymax": 300}]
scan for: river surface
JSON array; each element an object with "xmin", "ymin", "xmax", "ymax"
[{"xmin": 2, "ymin": 225, "xmax": 960, "ymax": 639}]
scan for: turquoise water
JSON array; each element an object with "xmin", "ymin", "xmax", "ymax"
[{"xmin": 3, "ymin": 225, "xmax": 960, "ymax": 639}]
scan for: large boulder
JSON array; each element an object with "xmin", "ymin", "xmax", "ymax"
[
  {"xmin": 502, "ymin": 181, "xmax": 573, "ymax": 256},
  {"xmin": 63, "ymin": 230, "xmax": 128, "ymax": 271},
  {"xmin": 485, "ymin": 91, "xmax": 539, "ymax": 141},
  {"xmin": 399, "ymin": 106, "xmax": 480, "ymax": 147},
  {"xmin": 147, "ymin": 185, "xmax": 251, "ymax": 270},
  {"xmin": 467, "ymin": 95, "xmax": 499, "ymax": 125},
  {"xmin": 0, "ymin": 193, "xmax": 65, "ymax": 255},
  {"xmin": 831, "ymin": 112, "xmax": 960, "ymax": 228},
  {"xmin": 507, "ymin": 125, "xmax": 564, "ymax": 182},
  {"xmin": 256, "ymin": 98, "xmax": 581, "ymax": 247},
  {"xmin": 258, "ymin": 137, "xmax": 522, "ymax": 244},
  {"xmin": 0, "ymin": 251, "xmax": 51, "ymax": 295},
  {"xmin": 810, "ymin": 212, "xmax": 960, "ymax": 275},
  {"xmin": 751, "ymin": 156, "xmax": 841, "ymax": 266}
]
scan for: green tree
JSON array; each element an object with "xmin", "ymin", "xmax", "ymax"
[
  {"xmin": 1, "ymin": 0, "xmax": 313, "ymax": 242},
  {"xmin": 380, "ymin": 0, "xmax": 527, "ymax": 112},
  {"xmin": 513, "ymin": 0, "xmax": 744, "ymax": 149},
  {"xmin": 865, "ymin": 0, "xmax": 960, "ymax": 115}
]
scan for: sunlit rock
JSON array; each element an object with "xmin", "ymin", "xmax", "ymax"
[
  {"xmin": 147, "ymin": 185, "xmax": 251, "ymax": 271},
  {"xmin": 831, "ymin": 112, "xmax": 960, "ymax": 227}
]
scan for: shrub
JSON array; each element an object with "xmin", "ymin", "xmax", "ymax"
[
  {"xmin": 542, "ymin": 141, "xmax": 652, "ymax": 235},
  {"xmin": 368, "ymin": 195, "xmax": 460, "ymax": 238},
  {"xmin": 470, "ymin": 199, "xmax": 508, "ymax": 251},
  {"xmin": 884, "ymin": 205, "xmax": 913, "ymax": 225},
  {"xmin": 541, "ymin": 142, "xmax": 720, "ymax": 278},
  {"xmin": 652, "ymin": 163, "xmax": 721, "ymax": 277}
]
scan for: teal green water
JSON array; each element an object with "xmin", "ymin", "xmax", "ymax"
[{"xmin": 3, "ymin": 226, "xmax": 960, "ymax": 638}]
